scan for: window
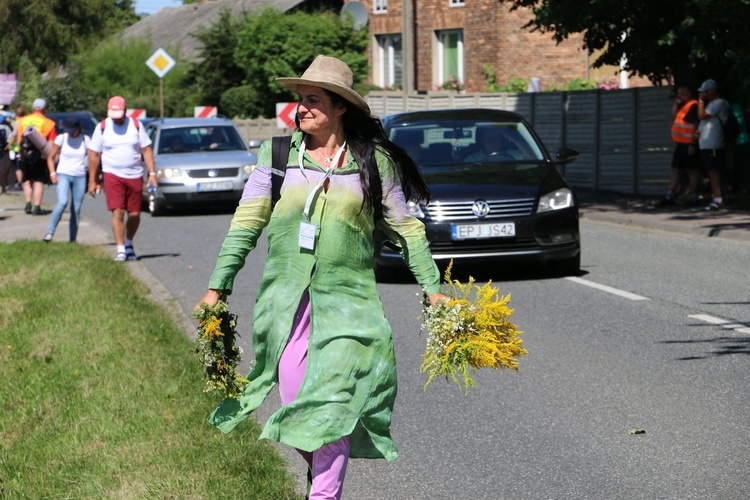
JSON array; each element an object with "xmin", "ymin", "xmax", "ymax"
[
  {"xmin": 374, "ymin": 0, "xmax": 387, "ymax": 14},
  {"xmin": 436, "ymin": 29, "xmax": 464, "ymax": 86},
  {"xmin": 375, "ymin": 34, "xmax": 403, "ymax": 89}
]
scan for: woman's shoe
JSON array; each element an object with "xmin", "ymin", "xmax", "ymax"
[{"xmin": 43, "ymin": 233, "xmax": 53, "ymax": 242}]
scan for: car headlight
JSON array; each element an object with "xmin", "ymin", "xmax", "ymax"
[
  {"xmin": 537, "ymin": 188, "xmax": 574, "ymax": 213},
  {"xmin": 158, "ymin": 168, "xmax": 182, "ymax": 178},
  {"xmin": 243, "ymin": 164, "xmax": 255, "ymax": 175},
  {"xmin": 407, "ymin": 200, "xmax": 425, "ymax": 218}
]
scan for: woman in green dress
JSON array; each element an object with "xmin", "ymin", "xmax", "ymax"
[{"xmin": 197, "ymin": 55, "xmax": 446, "ymax": 499}]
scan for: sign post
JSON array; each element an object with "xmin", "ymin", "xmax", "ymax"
[{"xmin": 146, "ymin": 48, "xmax": 176, "ymax": 117}]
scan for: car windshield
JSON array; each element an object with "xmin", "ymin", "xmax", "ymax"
[
  {"xmin": 389, "ymin": 120, "xmax": 545, "ymax": 166},
  {"xmin": 157, "ymin": 126, "xmax": 246, "ymax": 154},
  {"xmin": 48, "ymin": 113, "xmax": 99, "ymax": 137}
]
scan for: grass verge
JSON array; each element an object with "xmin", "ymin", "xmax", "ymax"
[{"xmin": 0, "ymin": 241, "xmax": 301, "ymax": 498}]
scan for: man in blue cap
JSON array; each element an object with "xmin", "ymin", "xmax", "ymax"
[{"xmin": 696, "ymin": 79, "xmax": 730, "ymax": 211}]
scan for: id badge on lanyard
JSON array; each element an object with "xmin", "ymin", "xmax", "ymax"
[{"xmin": 297, "ymin": 137, "xmax": 346, "ymax": 251}]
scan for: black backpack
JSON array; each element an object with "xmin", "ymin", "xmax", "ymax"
[
  {"xmin": 720, "ymin": 112, "xmax": 742, "ymax": 143},
  {"xmin": 269, "ymin": 135, "xmax": 383, "ymax": 221},
  {"xmin": 20, "ymin": 132, "xmax": 41, "ymax": 163}
]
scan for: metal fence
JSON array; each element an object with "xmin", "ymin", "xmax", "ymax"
[{"xmin": 234, "ymin": 87, "xmax": 676, "ymax": 196}]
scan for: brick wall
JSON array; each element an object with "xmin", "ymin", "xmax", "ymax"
[{"xmin": 351, "ymin": 0, "xmax": 594, "ymax": 92}]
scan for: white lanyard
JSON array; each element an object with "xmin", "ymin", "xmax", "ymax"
[{"xmin": 298, "ymin": 137, "xmax": 347, "ymax": 221}]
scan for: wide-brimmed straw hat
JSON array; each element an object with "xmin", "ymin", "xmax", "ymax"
[{"xmin": 276, "ymin": 55, "xmax": 370, "ymax": 115}]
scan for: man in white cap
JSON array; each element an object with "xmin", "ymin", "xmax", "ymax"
[
  {"xmin": 15, "ymin": 98, "xmax": 57, "ymax": 215},
  {"xmin": 696, "ymin": 79, "xmax": 730, "ymax": 211},
  {"xmin": 87, "ymin": 96, "xmax": 157, "ymax": 261}
]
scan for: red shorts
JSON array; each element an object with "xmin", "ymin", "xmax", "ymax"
[{"xmin": 103, "ymin": 172, "xmax": 143, "ymax": 212}]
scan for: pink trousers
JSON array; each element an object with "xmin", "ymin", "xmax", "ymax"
[{"xmin": 278, "ymin": 289, "xmax": 350, "ymax": 500}]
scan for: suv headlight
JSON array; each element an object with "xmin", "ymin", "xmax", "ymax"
[
  {"xmin": 243, "ymin": 163, "xmax": 255, "ymax": 175},
  {"xmin": 537, "ymin": 188, "xmax": 574, "ymax": 213},
  {"xmin": 407, "ymin": 200, "xmax": 425, "ymax": 218}
]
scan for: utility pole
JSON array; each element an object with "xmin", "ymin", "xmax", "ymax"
[{"xmin": 402, "ymin": 0, "xmax": 414, "ymax": 94}]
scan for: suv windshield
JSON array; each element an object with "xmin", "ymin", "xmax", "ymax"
[
  {"xmin": 389, "ymin": 120, "xmax": 545, "ymax": 165},
  {"xmin": 157, "ymin": 125, "xmax": 246, "ymax": 154}
]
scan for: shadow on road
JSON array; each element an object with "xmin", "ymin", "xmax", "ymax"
[
  {"xmin": 661, "ymin": 334, "xmax": 750, "ymax": 360},
  {"xmin": 377, "ymin": 259, "xmax": 587, "ymax": 285}
]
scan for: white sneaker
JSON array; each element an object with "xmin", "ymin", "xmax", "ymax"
[
  {"xmin": 43, "ymin": 233, "xmax": 53, "ymax": 242},
  {"xmin": 115, "ymin": 252, "xmax": 127, "ymax": 262}
]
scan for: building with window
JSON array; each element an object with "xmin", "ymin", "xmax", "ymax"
[{"xmin": 354, "ymin": 0, "xmax": 594, "ymax": 93}]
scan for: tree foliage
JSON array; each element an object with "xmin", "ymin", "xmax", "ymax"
[
  {"xmin": 68, "ymin": 37, "xmax": 197, "ymax": 118},
  {"xmin": 499, "ymin": 0, "xmax": 750, "ymax": 103},
  {"xmin": 0, "ymin": 0, "xmax": 138, "ymax": 73},
  {"xmin": 231, "ymin": 7, "xmax": 369, "ymax": 118},
  {"xmin": 39, "ymin": 67, "xmax": 93, "ymax": 112},
  {"xmin": 188, "ymin": 8, "xmax": 246, "ymax": 108}
]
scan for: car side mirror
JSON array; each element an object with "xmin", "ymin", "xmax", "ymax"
[
  {"xmin": 248, "ymin": 139, "xmax": 262, "ymax": 149},
  {"xmin": 554, "ymin": 147, "xmax": 579, "ymax": 165}
]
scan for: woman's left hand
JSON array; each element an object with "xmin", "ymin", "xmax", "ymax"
[{"xmin": 427, "ymin": 292, "xmax": 450, "ymax": 307}]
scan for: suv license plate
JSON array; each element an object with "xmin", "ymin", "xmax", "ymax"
[
  {"xmin": 452, "ymin": 222, "xmax": 516, "ymax": 240},
  {"xmin": 197, "ymin": 181, "xmax": 234, "ymax": 192}
]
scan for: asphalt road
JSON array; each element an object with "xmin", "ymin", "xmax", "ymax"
[{"xmin": 78, "ymin": 194, "xmax": 749, "ymax": 500}]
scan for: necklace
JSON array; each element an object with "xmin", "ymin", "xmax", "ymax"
[{"xmin": 317, "ymin": 150, "xmax": 334, "ymax": 165}]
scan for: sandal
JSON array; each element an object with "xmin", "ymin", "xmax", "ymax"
[{"xmin": 125, "ymin": 244, "xmax": 137, "ymax": 261}]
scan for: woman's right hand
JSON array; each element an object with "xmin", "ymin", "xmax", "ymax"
[{"xmin": 195, "ymin": 289, "xmax": 221, "ymax": 310}]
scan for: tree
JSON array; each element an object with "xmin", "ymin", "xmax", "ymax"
[
  {"xmin": 231, "ymin": 7, "xmax": 369, "ymax": 118},
  {"xmin": 0, "ymin": 0, "xmax": 138, "ymax": 74},
  {"xmin": 187, "ymin": 8, "xmax": 245, "ymax": 108},
  {"xmin": 498, "ymin": 0, "xmax": 750, "ymax": 103},
  {"xmin": 70, "ymin": 37, "xmax": 198, "ymax": 118}
]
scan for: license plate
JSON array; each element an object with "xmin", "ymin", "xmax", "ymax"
[
  {"xmin": 452, "ymin": 222, "xmax": 516, "ymax": 240},
  {"xmin": 197, "ymin": 181, "xmax": 234, "ymax": 192}
]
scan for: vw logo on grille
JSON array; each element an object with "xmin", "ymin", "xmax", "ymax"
[
  {"xmin": 472, "ymin": 200, "xmax": 491, "ymax": 218},
  {"xmin": 208, "ymin": 169, "xmax": 218, "ymax": 178}
]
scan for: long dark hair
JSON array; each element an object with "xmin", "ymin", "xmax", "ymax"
[{"xmin": 299, "ymin": 90, "xmax": 431, "ymax": 216}]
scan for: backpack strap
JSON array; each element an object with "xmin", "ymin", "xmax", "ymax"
[
  {"xmin": 269, "ymin": 134, "xmax": 383, "ymax": 221},
  {"xmin": 100, "ymin": 117, "xmax": 140, "ymax": 131},
  {"xmin": 370, "ymin": 163, "xmax": 383, "ymax": 223},
  {"xmin": 270, "ymin": 135, "xmax": 292, "ymax": 211}
]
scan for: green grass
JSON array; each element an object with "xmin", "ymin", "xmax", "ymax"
[{"xmin": 0, "ymin": 241, "xmax": 302, "ymax": 499}]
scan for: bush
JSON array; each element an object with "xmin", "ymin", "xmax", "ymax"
[
  {"xmin": 220, "ymin": 85, "xmax": 264, "ymax": 119},
  {"xmin": 564, "ymin": 78, "xmax": 598, "ymax": 91},
  {"xmin": 499, "ymin": 77, "xmax": 529, "ymax": 93}
]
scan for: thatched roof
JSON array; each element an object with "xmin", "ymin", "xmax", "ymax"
[{"xmin": 122, "ymin": 0, "xmax": 306, "ymax": 60}]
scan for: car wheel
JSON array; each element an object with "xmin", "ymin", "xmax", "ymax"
[
  {"xmin": 148, "ymin": 193, "xmax": 166, "ymax": 217},
  {"xmin": 555, "ymin": 253, "xmax": 580, "ymax": 277}
]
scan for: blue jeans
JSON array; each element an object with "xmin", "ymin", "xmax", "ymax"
[{"xmin": 48, "ymin": 173, "xmax": 87, "ymax": 242}]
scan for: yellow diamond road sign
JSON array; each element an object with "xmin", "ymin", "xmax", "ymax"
[{"xmin": 146, "ymin": 48, "xmax": 176, "ymax": 79}]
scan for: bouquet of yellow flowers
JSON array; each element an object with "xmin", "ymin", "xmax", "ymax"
[
  {"xmin": 420, "ymin": 261, "xmax": 525, "ymax": 394},
  {"xmin": 193, "ymin": 299, "xmax": 248, "ymax": 398}
]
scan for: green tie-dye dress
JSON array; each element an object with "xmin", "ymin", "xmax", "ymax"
[{"xmin": 206, "ymin": 131, "xmax": 440, "ymax": 461}]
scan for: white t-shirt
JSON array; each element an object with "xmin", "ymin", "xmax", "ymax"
[
  {"xmin": 698, "ymin": 98, "xmax": 730, "ymax": 150},
  {"xmin": 53, "ymin": 133, "xmax": 90, "ymax": 177},
  {"xmin": 88, "ymin": 117, "xmax": 152, "ymax": 179}
]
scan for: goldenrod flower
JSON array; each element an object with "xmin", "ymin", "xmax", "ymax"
[
  {"xmin": 420, "ymin": 261, "xmax": 526, "ymax": 394},
  {"xmin": 193, "ymin": 300, "xmax": 249, "ymax": 398}
]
